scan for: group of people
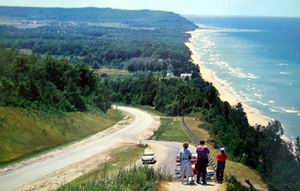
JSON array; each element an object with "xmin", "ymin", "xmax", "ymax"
[{"xmin": 179, "ymin": 140, "xmax": 227, "ymax": 185}]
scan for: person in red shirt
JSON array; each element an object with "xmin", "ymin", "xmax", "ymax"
[{"xmin": 216, "ymin": 147, "xmax": 227, "ymax": 183}]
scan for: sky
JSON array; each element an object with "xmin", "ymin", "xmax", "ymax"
[{"xmin": 0, "ymin": 0, "xmax": 300, "ymax": 17}]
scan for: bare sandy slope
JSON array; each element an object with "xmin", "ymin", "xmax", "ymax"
[{"xmin": 0, "ymin": 106, "xmax": 160, "ymax": 191}]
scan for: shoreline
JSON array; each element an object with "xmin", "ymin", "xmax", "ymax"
[{"xmin": 186, "ymin": 28, "xmax": 271, "ymax": 127}]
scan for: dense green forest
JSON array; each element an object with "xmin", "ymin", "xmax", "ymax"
[
  {"xmin": 0, "ymin": 6, "xmax": 197, "ymax": 75},
  {"xmin": 0, "ymin": 47, "xmax": 111, "ymax": 112},
  {"xmin": 0, "ymin": 24, "xmax": 197, "ymax": 75},
  {"xmin": 0, "ymin": 6, "xmax": 299, "ymax": 190}
]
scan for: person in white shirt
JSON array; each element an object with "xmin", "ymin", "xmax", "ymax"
[{"xmin": 179, "ymin": 142, "xmax": 194, "ymax": 184}]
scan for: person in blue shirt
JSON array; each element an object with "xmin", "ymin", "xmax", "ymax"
[{"xmin": 179, "ymin": 142, "xmax": 194, "ymax": 184}]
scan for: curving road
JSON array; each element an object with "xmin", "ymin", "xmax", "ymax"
[{"xmin": 0, "ymin": 106, "xmax": 157, "ymax": 191}]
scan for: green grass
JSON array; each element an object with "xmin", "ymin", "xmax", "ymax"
[
  {"xmin": 0, "ymin": 106, "xmax": 123, "ymax": 165},
  {"xmin": 95, "ymin": 68, "xmax": 131, "ymax": 77},
  {"xmin": 60, "ymin": 144, "xmax": 172, "ymax": 191},
  {"xmin": 60, "ymin": 165, "xmax": 169, "ymax": 191},
  {"xmin": 67, "ymin": 144, "xmax": 146, "ymax": 186},
  {"xmin": 152, "ymin": 117, "xmax": 193, "ymax": 143},
  {"xmin": 226, "ymin": 176, "xmax": 254, "ymax": 191}
]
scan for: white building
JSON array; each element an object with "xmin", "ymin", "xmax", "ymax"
[{"xmin": 180, "ymin": 73, "xmax": 192, "ymax": 80}]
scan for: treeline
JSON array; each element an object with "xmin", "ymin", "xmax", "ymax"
[
  {"xmin": 0, "ymin": 24, "xmax": 196, "ymax": 75},
  {"xmin": 202, "ymin": 104, "xmax": 300, "ymax": 190},
  {"xmin": 109, "ymin": 74, "xmax": 300, "ymax": 191},
  {"xmin": 127, "ymin": 57, "xmax": 168, "ymax": 72},
  {"xmin": 0, "ymin": 47, "xmax": 111, "ymax": 112},
  {"xmin": 110, "ymin": 74, "xmax": 218, "ymax": 114},
  {"xmin": 0, "ymin": 6, "xmax": 197, "ymax": 75},
  {"xmin": 0, "ymin": 7, "xmax": 196, "ymax": 32}
]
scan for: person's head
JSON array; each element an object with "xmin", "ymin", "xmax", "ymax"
[
  {"xmin": 183, "ymin": 142, "xmax": 189, "ymax": 149},
  {"xmin": 199, "ymin": 140, "xmax": 205, "ymax": 145},
  {"xmin": 220, "ymin": 147, "xmax": 225, "ymax": 153}
]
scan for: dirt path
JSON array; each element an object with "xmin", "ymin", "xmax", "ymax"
[
  {"xmin": 0, "ymin": 106, "xmax": 160, "ymax": 191},
  {"xmin": 163, "ymin": 182, "xmax": 221, "ymax": 191}
]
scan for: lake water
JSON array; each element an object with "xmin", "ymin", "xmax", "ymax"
[{"xmin": 188, "ymin": 17, "xmax": 300, "ymax": 137}]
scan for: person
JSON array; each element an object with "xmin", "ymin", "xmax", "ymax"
[
  {"xmin": 179, "ymin": 143, "xmax": 194, "ymax": 184},
  {"xmin": 216, "ymin": 147, "xmax": 227, "ymax": 183},
  {"xmin": 196, "ymin": 140, "xmax": 210, "ymax": 184}
]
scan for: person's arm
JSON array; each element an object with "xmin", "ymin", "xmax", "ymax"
[
  {"xmin": 179, "ymin": 151, "xmax": 182, "ymax": 162},
  {"xmin": 188, "ymin": 150, "xmax": 192, "ymax": 160},
  {"xmin": 207, "ymin": 147, "xmax": 210, "ymax": 154}
]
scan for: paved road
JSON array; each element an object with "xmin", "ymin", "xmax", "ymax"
[
  {"xmin": 146, "ymin": 141, "xmax": 183, "ymax": 176},
  {"xmin": 0, "ymin": 106, "xmax": 156, "ymax": 191},
  {"xmin": 147, "ymin": 141, "xmax": 197, "ymax": 177}
]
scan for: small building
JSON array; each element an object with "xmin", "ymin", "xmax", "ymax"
[
  {"xmin": 180, "ymin": 73, "xmax": 192, "ymax": 80},
  {"xmin": 166, "ymin": 72, "xmax": 174, "ymax": 78}
]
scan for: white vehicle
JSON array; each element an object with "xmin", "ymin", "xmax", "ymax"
[{"xmin": 141, "ymin": 149, "xmax": 156, "ymax": 164}]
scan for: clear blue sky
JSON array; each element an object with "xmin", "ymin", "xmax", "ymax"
[{"xmin": 0, "ymin": 0, "xmax": 299, "ymax": 17}]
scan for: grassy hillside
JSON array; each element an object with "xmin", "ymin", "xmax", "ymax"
[{"xmin": 0, "ymin": 107, "xmax": 123, "ymax": 165}]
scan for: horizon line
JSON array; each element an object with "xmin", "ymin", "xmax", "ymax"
[{"xmin": 0, "ymin": 5, "xmax": 299, "ymax": 19}]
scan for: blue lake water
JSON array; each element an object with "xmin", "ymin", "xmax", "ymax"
[{"xmin": 188, "ymin": 17, "xmax": 300, "ymax": 137}]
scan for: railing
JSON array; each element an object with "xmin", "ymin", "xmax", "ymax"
[
  {"xmin": 181, "ymin": 116, "xmax": 217, "ymax": 170},
  {"xmin": 181, "ymin": 116, "xmax": 199, "ymax": 144}
]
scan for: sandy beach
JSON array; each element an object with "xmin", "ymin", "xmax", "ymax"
[{"xmin": 186, "ymin": 28, "xmax": 271, "ymax": 126}]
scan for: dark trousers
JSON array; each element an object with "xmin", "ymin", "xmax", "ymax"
[
  {"xmin": 196, "ymin": 158, "xmax": 208, "ymax": 184},
  {"xmin": 216, "ymin": 161, "xmax": 226, "ymax": 183}
]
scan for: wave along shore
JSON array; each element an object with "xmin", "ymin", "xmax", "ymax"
[{"xmin": 186, "ymin": 28, "xmax": 271, "ymax": 127}]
